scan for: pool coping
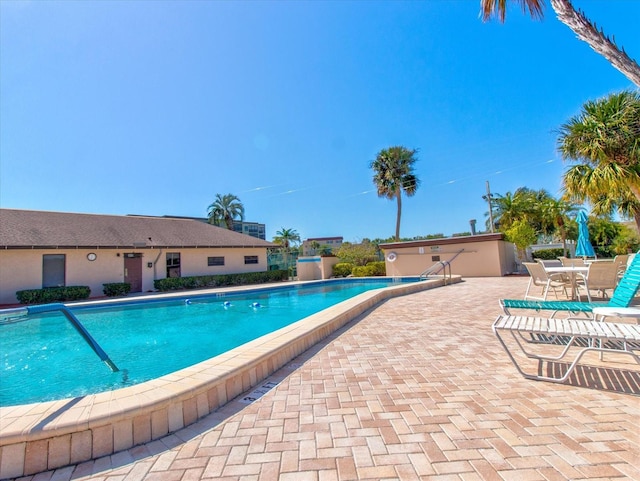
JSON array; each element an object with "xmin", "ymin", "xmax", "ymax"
[{"xmin": 0, "ymin": 276, "xmax": 460, "ymax": 479}]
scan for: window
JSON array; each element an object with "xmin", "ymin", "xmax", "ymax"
[
  {"xmin": 166, "ymin": 253, "xmax": 180, "ymax": 266},
  {"xmin": 244, "ymin": 255, "xmax": 259, "ymax": 265},
  {"xmin": 166, "ymin": 252, "xmax": 181, "ymax": 278},
  {"xmin": 208, "ymin": 256, "xmax": 225, "ymax": 266},
  {"xmin": 43, "ymin": 254, "xmax": 65, "ymax": 288}
]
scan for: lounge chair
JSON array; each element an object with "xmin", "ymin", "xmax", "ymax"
[
  {"xmin": 492, "ymin": 314, "xmax": 640, "ymax": 383},
  {"xmin": 592, "ymin": 306, "xmax": 640, "ymax": 322},
  {"xmin": 500, "ymin": 251, "xmax": 640, "ymax": 316}
]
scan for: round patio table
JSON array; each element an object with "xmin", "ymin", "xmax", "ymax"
[{"xmin": 544, "ymin": 266, "xmax": 589, "ymax": 300}]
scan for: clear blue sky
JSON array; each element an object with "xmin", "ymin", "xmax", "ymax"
[{"xmin": 1, "ymin": 1, "xmax": 638, "ymax": 242}]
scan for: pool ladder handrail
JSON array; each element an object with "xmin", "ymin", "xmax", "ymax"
[
  {"xmin": 5, "ymin": 303, "xmax": 120, "ymax": 372},
  {"xmin": 419, "ymin": 249, "xmax": 464, "ymax": 284},
  {"xmin": 419, "ymin": 261, "xmax": 452, "ymax": 283}
]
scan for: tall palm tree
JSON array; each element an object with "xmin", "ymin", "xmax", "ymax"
[
  {"xmin": 207, "ymin": 193, "xmax": 245, "ymax": 230},
  {"xmin": 559, "ymin": 91, "xmax": 640, "ymax": 229},
  {"xmin": 481, "ymin": 0, "xmax": 640, "ymax": 86},
  {"xmin": 370, "ymin": 146, "xmax": 420, "ymax": 241}
]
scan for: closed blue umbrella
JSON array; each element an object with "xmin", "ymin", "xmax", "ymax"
[{"xmin": 575, "ymin": 211, "xmax": 596, "ymax": 257}]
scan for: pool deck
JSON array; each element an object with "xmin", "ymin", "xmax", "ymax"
[{"xmin": 5, "ymin": 276, "xmax": 640, "ymax": 480}]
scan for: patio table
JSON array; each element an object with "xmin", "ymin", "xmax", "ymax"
[{"xmin": 544, "ymin": 266, "xmax": 589, "ymax": 300}]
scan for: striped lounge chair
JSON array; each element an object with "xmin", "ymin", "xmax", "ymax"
[{"xmin": 492, "ymin": 314, "xmax": 640, "ymax": 382}]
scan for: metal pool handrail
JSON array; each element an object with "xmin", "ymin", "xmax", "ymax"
[
  {"xmin": 419, "ymin": 248, "xmax": 465, "ymax": 283},
  {"xmin": 1, "ymin": 303, "xmax": 119, "ymax": 372}
]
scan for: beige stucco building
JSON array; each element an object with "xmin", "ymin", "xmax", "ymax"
[
  {"xmin": 0, "ymin": 209, "xmax": 275, "ymax": 306},
  {"xmin": 380, "ymin": 233, "xmax": 516, "ymax": 277}
]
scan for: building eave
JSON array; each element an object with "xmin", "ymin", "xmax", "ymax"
[{"xmin": 379, "ymin": 233, "xmax": 505, "ymax": 249}]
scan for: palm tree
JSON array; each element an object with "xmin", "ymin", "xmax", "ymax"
[
  {"xmin": 273, "ymin": 228, "xmax": 301, "ymax": 274},
  {"xmin": 207, "ymin": 193, "xmax": 245, "ymax": 230},
  {"xmin": 273, "ymin": 227, "xmax": 301, "ymax": 249},
  {"xmin": 539, "ymin": 195, "xmax": 579, "ymax": 256},
  {"xmin": 370, "ymin": 146, "xmax": 420, "ymax": 241},
  {"xmin": 481, "ymin": 0, "xmax": 640, "ymax": 86},
  {"xmin": 486, "ymin": 188, "xmax": 536, "ymax": 232},
  {"xmin": 309, "ymin": 240, "xmax": 321, "ymax": 255},
  {"xmin": 559, "ymin": 91, "xmax": 640, "ymax": 229}
]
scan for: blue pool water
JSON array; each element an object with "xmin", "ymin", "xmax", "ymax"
[{"xmin": 0, "ymin": 279, "xmax": 415, "ymax": 406}]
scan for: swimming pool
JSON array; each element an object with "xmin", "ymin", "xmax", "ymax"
[
  {"xmin": 1, "ymin": 278, "xmax": 416, "ymax": 406},
  {"xmin": 0, "ymin": 276, "xmax": 458, "ymax": 479}
]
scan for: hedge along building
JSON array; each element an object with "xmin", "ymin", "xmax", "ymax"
[{"xmin": 0, "ymin": 209, "xmax": 276, "ymax": 306}]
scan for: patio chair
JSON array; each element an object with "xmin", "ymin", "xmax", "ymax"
[
  {"xmin": 500, "ymin": 251, "xmax": 640, "ymax": 316},
  {"xmin": 521, "ymin": 262, "xmax": 570, "ymax": 301},
  {"xmin": 559, "ymin": 256, "xmax": 586, "ymax": 267},
  {"xmin": 614, "ymin": 254, "xmax": 629, "ymax": 278},
  {"xmin": 492, "ymin": 314, "xmax": 640, "ymax": 383},
  {"xmin": 575, "ymin": 261, "xmax": 619, "ymax": 301},
  {"xmin": 536, "ymin": 259, "xmax": 562, "ymax": 268}
]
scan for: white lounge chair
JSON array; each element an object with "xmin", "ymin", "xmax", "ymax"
[{"xmin": 492, "ymin": 314, "xmax": 640, "ymax": 383}]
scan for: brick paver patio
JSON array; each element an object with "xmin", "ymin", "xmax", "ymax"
[{"xmin": 10, "ymin": 277, "xmax": 640, "ymax": 480}]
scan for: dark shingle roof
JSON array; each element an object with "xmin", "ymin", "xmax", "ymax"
[{"xmin": 0, "ymin": 209, "xmax": 275, "ymax": 249}]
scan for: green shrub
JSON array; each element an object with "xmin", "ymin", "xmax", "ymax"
[
  {"xmin": 332, "ymin": 262, "xmax": 354, "ymax": 277},
  {"xmin": 335, "ymin": 241, "xmax": 379, "ymax": 266},
  {"xmin": 351, "ymin": 265, "xmax": 373, "ymax": 277},
  {"xmin": 16, "ymin": 286, "xmax": 91, "ymax": 305},
  {"xmin": 153, "ymin": 270, "xmax": 288, "ymax": 292},
  {"xmin": 367, "ymin": 261, "xmax": 386, "ymax": 276},
  {"xmin": 351, "ymin": 265, "xmax": 367, "ymax": 277},
  {"xmin": 532, "ymin": 248, "xmax": 565, "ymax": 260},
  {"xmin": 351, "ymin": 261, "xmax": 386, "ymax": 277},
  {"xmin": 103, "ymin": 283, "xmax": 131, "ymax": 297}
]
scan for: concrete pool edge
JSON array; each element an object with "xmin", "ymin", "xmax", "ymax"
[{"xmin": 0, "ymin": 276, "xmax": 460, "ymax": 479}]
